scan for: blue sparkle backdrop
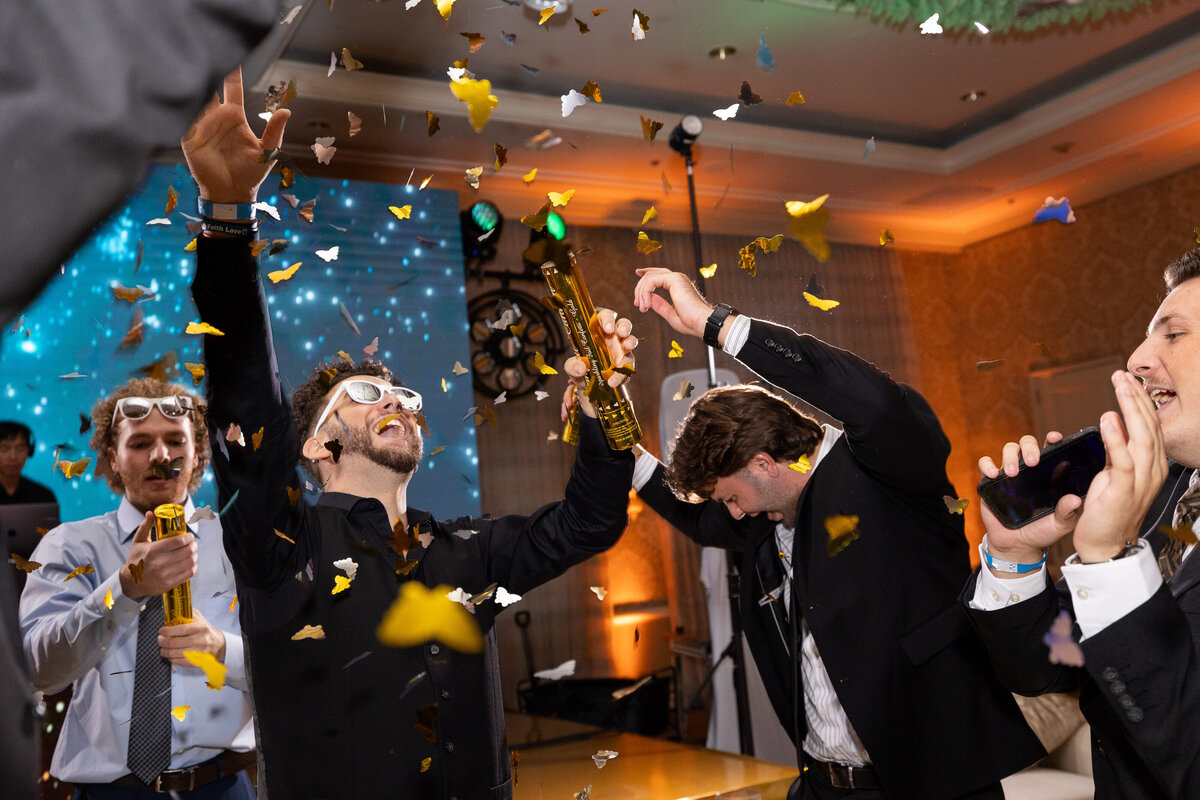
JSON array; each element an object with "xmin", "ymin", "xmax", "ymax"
[{"xmin": 1, "ymin": 164, "xmax": 481, "ymax": 523}]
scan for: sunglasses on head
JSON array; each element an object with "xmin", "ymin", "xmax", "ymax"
[
  {"xmin": 311, "ymin": 379, "xmax": 423, "ymax": 437},
  {"xmin": 110, "ymin": 395, "xmax": 195, "ymax": 426}
]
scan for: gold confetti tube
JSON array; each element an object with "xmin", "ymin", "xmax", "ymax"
[
  {"xmin": 539, "ymin": 242, "xmax": 641, "ymax": 450},
  {"xmin": 154, "ymin": 503, "xmax": 193, "ymax": 626}
]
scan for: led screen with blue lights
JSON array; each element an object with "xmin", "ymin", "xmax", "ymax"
[{"xmin": 1, "ymin": 164, "xmax": 480, "ymax": 523}]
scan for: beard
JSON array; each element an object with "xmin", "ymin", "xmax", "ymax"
[{"xmin": 341, "ymin": 421, "xmax": 423, "ymax": 475}]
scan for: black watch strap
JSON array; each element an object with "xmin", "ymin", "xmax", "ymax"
[{"xmin": 703, "ymin": 303, "xmax": 735, "ymax": 348}]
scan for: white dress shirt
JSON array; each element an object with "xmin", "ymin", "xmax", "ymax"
[{"xmin": 20, "ymin": 495, "xmax": 253, "ymax": 783}]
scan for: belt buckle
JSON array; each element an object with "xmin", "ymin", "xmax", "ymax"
[
  {"xmin": 153, "ymin": 768, "xmax": 196, "ymax": 793},
  {"xmin": 828, "ymin": 762, "xmax": 855, "ymax": 790}
]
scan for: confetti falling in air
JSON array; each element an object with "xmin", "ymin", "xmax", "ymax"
[
  {"xmin": 592, "ymin": 750, "xmax": 619, "ymax": 768},
  {"xmin": 172, "ymin": 706, "xmax": 191, "ymax": 722},
  {"xmin": 862, "ymin": 137, "xmax": 876, "ymax": 163},
  {"xmin": 452, "ymin": 360, "xmax": 469, "ymax": 375},
  {"xmin": 641, "ymin": 206, "xmax": 657, "ymax": 225},
  {"xmin": 1042, "ymin": 610, "xmax": 1084, "ymax": 666},
  {"xmin": 1033, "ymin": 197, "xmax": 1075, "ymax": 224},
  {"xmin": 523, "ymin": 168, "xmax": 538, "ymax": 184},
  {"xmin": 494, "ymin": 586, "xmax": 522, "ymax": 607},
  {"xmin": 64, "ymin": 564, "xmax": 96, "ymax": 582},
  {"xmin": 188, "ymin": 506, "xmax": 217, "ymax": 524},
  {"xmin": 641, "ymin": 116, "xmax": 663, "ymax": 141},
  {"xmin": 390, "ymin": 205, "xmax": 413, "ymax": 220},
  {"xmin": 316, "ymin": 246, "xmax": 340, "ymax": 262},
  {"xmin": 700, "ymin": 263, "xmax": 717, "ymax": 279},
  {"xmin": 739, "ymin": 81, "xmax": 763, "ymax": 106},
  {"xmin": 590, "ymin": 585, "xmax": 607, "ymax": 600},
  {"xmin": 713, "ymin": 104, "xmax": 739, "ymax": 121},
  {"xmin": 548, "ymin": 189, "xmax": 575, "ymax": 207},
  {"xmin": 275, "ymin": 529, "xmax": 296, "ymax": 545},
  {"xmin": 11, "ymin": 554, "xmax": 42, "ymax": 573},
  {"xmin": 340, "ymin": 47, "xmax": 364, "ymax": 70},
  {"xmin": 737, "ymin": 234, "xmax": 783, "ymax": 277},
  {"xmin": 104, "ymin": 587, "xmax": 114, "ymax": 608},
  {"xmin": 785, "ymin": 195, "xmax": 831, "ymax": 262},
  {"xmin": 976, "ymin": 359, "xmax": 1004, "ymax": 371},
  {"xmin": 757, "ymin": 33, "xmax": 774, "ymax": 70},
  {"xmin": 920, "ymin": 13, "xmax": 943, "ymax": 34},
  {"xmin": 292, "ymin": 624, "xmax": 326, "ymax": 641},
  {"xmin": 312, "ymin": 137, "xmax": 337, "ymax": 165},
  {"xmin": 332, "ymin": 575, "xmax": 353, "ymax": 595},
  {"xmin": 460, "ymin": 31, "xmax": 485, "ymax": 53},
  {"xmin": 268, "ymin": 263, "xmax": 301, "ymax": 284},
  {"xmin": 57, "ymin": 457, "xmax": 91, "ymax": 479},
  {"xmin": 672, "ymin": 378, "xmax": 694, "ymax": 401},
  {"xmin": 803, "ymin": 291, "xmax": 839, "ymax": 312},
  {"xmin": 879, "ymin": 229, "xmax": 895, "ymax": 246},
  {"xmin": 561, "ymin": 89, "xmax": 589, "ymax": 118},
  {"xmin": 465, "ymin": 166, "xmax": 483, "ymax": 189},
  {"xmin": 786, "ymin": 91, "xmax": 806, "ymax": 106},
  {"xmin": 449, "ymin": 75, "xmax": 500, "ymax": 132},
  {"xmin": 185, "ymin": 321, "xmax": 225, "ymax": 336},
  {"xmin": 184, "ymin": 362, "xmax": 205, "ymax": 386},
  {"xmin": 129, "ymin": 559, "xmax": 145, "ymax": 584},
  {"xmin": 631, "ymin": 8, "xmax": 649, "ymax": 38},
  {"xmin": 1159, "ymin": 522, "xmax": 1199, "ymax": 546},
  {"xmin": 184, "ymin": 650, "xmax": 227, "ymax": 690},
  {"xmin": 534, "ymin": 659, "xmax": 576, "ymax": 680},
  {"xmin": 533, "ymin": 352, "xmax": 558, "ymax": 374},
  {"xmin": 377, "ymin": 581, "xmax": 484, "ymax": 653},
  {"xmin": 943, "ymin": 496, "xmax": 969, "ymax": 515},
  {"xmin": 636, "ymin": 231, "xmax": 662, "ymax": 254},
  {"xmin": 788, "ymin": 454, "xmax": 812, "ymax": 473},
  {"xmin": 668, "ymin": 340, "xmax": 684, "ymax": 358},
  {"xmin": 426, "ymin": 111, "xmax": 440, "ymax": 137},
  {"xmin": 825, "ymin": 515, "xmax": 860, "ymax": 556},
  {"xmin": 494, "ymin": 143, "xmax": 508, "ymax": 171}
]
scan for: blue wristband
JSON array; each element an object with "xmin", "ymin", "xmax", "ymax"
[
  {"xmin": 982, "ymin": 543, "xmax": 1048, "ymax": 574},
  {"xmin": 197, "ymin": 198, "xmax": 256, "ymax": 221}
]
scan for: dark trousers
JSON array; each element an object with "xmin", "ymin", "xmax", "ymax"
[
  {"xmin": 73, "ymin": 772, "xmax": 255, "ymax": 800},
  {"xmin": 796, "ymin": 760, "xmax": 1006, "ymax": 800}
]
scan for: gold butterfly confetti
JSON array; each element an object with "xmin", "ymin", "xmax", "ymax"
[
  {"xmin": 879, "ymin": 228, "xmax": 895, "ymax": 246},
  {"xmin": 533, "ymin": 352, "xmax": 558, "ymax": 375},
  {"xmin": 171, "ymin": 706, "xmax": 191, "ymax": 721},
  {"xmin": 786, "ymin": 91, "xmax": 806, "ymax": 106},
  {"xmin": 640, "ymin": 116, "xmax": 663, "ymax": 142},
  {"xmin": 229, "ymin": 596, "xmax": 238, "ymax": 613},
  {"xmin": 672, "ymin": 378, "xmax": 694, "ymax": 401},
  {"xmin": 10, "ymin": 553, "xmax": 42, "ymax": 573},
  {"xmin": 426, "ymin": 111, "xmax": 440, "ymax": 137},
  {"xmin": 548, "ymin": 189, "xmax": 575, "ymax": 207},
  {"xmin": 636, "ymin": 231, "xmax": 662, "ymax": 254},
  {"xmin": 668, "ymin": 340, "xmax": 684, "ymax": 358},
  {"xmin": 129, "ymin": 559, "xmax": 145, "ymax": 584},
  {"xmin": 64, "ymin": 564, "xmax": 95, "ymax": 582},
  {"xmin": 185, "ymin": 321, "xmax": 225, "ymax": 336},
  {"xmin": 825, "ymin": 515, "xmax": 860, "ymax": 557},
  {"xmin": 275, "ymin": 528, "xmax": 296, "ymax": 545},
  {"xmin": 104, "ymin": 588, "xmax": 114, "ymax": 609},
  {"xmin": 390, "ymin": 205, "xmax": 412, "ymax": 220},
  {"xmin": 538, "ymin": 5, "xmax": 556, "ymax": 24},
  {"xmin": 700, "ymin": 263, "xmax": 717, "ymax": 279},
  {"xmin": 421, "ymin": 757, "xmax": 432, "ymax": 773},
  {"xmin": 184, "ymin": 238, "xmax": 198, "ymax": 251},
  {"xmin": 1159, "ymin": 523, "xmax": 1199, "ymax": 546},
  {"xmin": 333, "ymin": 575, "xmax": 353, "ymax": 595},
  {"xmin": 268, "ymin": 263, "xmax": 301, "ymax": 284},
  {"xmin": 112, "ymin": 283, "xmax": 145, "ymax": 303},
  {"xmin": 340, "ymin": 48, "xmax": 363, "ymax": 71},
  {"xmin": 449, "ymin": 76, "xmax": 499, "ymax": 133},
  {"xmin": 523, "ymin": 168, "xmax": 538, "ymax": 184},
  {"xmin": 184, "ymin": 362, "xmax": 205, "ymax": 387},
  {"xmin": 641, "ymin": 206, "xmax": 657, "ymax": 225},
  {"xmin": 1194, "ymin": 225, "xmax": 1200, "ymax": 246},
  {"xmin": 165, "ymin": 185, "xmax": 179, "ymax": 216},
  {"xmin": 430, "ymin": 446, "xmax": 446, "ymax": 457},
  {"xmin": 943, "ymin": 496, "xmax": 969, "ymax": 515},
  {"xmin": 788, "ymin": 454, "xmax": 812, "ymax": 473},
  {"xmin": 57, "ymin": 457, "xmax": 91, "ymax": 479},
  {"xmin": 803, "ymin": 291, "xmax": 839, "ymax": 312},
  {"xmin": 252, "ymin": 427, "xmax": 265, "ymax": 451},
  {"xmin": 464, "ymin": 166, "xmax": 483, "ymax": 189},
  {"xmin": 292, "ymin": 624, "xmax": 326, "ymax": 641},
  {"xmin": 184, "ymin": 650, "xmax": 227, "ymax": 690},
  {"xmin": 441, "ymin": 377, "xmax": 448, "ymax": 392},
  {"xmin": 579, "ymin": 81, "xmax": 602, "ymax": 103},
  {"xmin": 786, "ymin": 195, "xmax": 831, "ymax": 262},
  {"xmin": 493, "ymin": 143, "xmax": 508, "ymax": 171},
  {"xmin": 435, "ymin": 0, "xmax": 455, "ymax": 18},
  {"xmin": 376, "ymin": 582, "xmax": 484, "ymax": 653},
  {"xmin": 460, "ymin": 31, "xmax": 485, "ymax": 53}
]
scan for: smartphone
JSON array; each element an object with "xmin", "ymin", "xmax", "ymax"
[{"xmin": 977, "ymin": 427, "xmax": 1105, "ymax": 529}]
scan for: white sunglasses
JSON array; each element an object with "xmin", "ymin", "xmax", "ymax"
[
  {"xmin": 311, "ymin": 379, "xmax": 422, "ymax": 437},
  {"xmin": 110, "ymin": 395, "xmax": 194, "ymax": 427}
]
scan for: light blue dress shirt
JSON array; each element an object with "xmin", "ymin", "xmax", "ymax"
[{"xmin": 19, "ymin": 496, "xmax": 254, "ymax": 783}]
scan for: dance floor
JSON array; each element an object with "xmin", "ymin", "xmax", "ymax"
[{"xmin": 507, "ymin": 713, "xmax": 799, "ymax": 800}]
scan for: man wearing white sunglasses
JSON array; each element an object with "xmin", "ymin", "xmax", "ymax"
[
  {"xmin": 19, "ymin": 378, "xmax": 255, "ymax": 798},
  {"xmin": 183, "ymin": 70, "xmax": 637, "ymax": 800}
]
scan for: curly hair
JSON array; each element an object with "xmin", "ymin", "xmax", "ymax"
[
  {"xmin": 290, "ymin": 356, "xmax": 402, "ymax": 477},
  {"xmin": 664, "ymin": 384, "xmax": 823, "ymax": 502},
  {"xmin": 1165, "ymin": 249, "xmax": 1200, "ymax": 292},
  {"xmin": 89, "ymin": 378, "xmax": 210, "ymax": 494}
]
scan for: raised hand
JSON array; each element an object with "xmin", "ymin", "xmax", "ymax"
[
  {"xmin": 181, "ymin": 67, "xmax": 290, "ymax": 204},
  {"xmin": 119, "ymin": 511, "xmax": 198, "ymax": 601},
  {"xmin": 633, "ymin": 268, "xmax": 714, "ymax": 339}
]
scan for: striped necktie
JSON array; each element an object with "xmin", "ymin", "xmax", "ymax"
[
  {"xmin": 127, "ymin": 595, "xmax": 172, "ymax": 784},
  {"xmin": 1159, "ymin": 477, "xmax": 1200, "ymax": 582}
]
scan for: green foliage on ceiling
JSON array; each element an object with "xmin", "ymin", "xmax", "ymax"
[{"xmin": 843, "ymin": 0, "xmax": 1155, "ymax": 33}]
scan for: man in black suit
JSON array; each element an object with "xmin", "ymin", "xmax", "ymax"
[
  {"xmin": 629, "ymin": 268, "xmax": 1043, "ymax": 799},
  {"xmin": 965, "ymin": 250, "xmax": 1200, "ymax": 799}
]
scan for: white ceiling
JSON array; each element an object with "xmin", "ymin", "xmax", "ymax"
[{"xmin": 249, "ymin": 0, "xmax": 1200, "ymax": 251}]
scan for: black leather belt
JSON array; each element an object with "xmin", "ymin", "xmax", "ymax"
[
  {"xmin": 109, "ymin": 749, "xmax": 256, "ymax": 793},
  {"xmin": 804, "ymin": 755, "xmax": 882, "ymax": 790}
]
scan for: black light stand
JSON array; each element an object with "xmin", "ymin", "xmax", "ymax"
[{"xmin": 668, "ymin": 115, "xmax": 755, "ymax": 758}]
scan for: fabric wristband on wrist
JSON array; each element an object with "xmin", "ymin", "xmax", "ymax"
[{"xmin": 981, "ymin": 535, "xmax": 1048, "ymax": 574}]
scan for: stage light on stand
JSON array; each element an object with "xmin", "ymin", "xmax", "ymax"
[
  {"xmin": 668, "ymin": 115, "xmax": 703, "ymax": 156},
  {"xmin": 461, "ymin": 200, "xmax": 504, "ymax": 266},
  {"xmin": 522, "ymin": 210, "xmax": 566, "ymax": 277}
]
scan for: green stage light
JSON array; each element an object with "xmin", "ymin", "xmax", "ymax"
[{"xmin": 545, "ymin": 211, "xmax": 566, "ymax": 241}]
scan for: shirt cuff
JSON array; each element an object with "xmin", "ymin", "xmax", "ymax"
[
  {"xmin": 222, "ymin": 631, "xmax": 247, "ymax": 685},
  {"xmin": 968, "ymin": 542, "xmax": 1049, "ymax": 610},
  {"xmin": 721, "ymin": 314, "xmax": 751, "ymax": 356},
  {"xmin": 632, "ymin": 450, "xmax": 660, "ymax": 492},
  {"xmin": 1061, "ymin": 540, "xmax": 1161, "ymax": 640},
  {"xmin": 95, "ymin": 570, "xmax": 142, "ymax": 622}
]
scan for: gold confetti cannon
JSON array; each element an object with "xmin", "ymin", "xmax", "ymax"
[
  {"xmin": 538, "ymin": 241, "xmax": 641, "ymax": 450},
  {"xmin": 154, "ymin": 503, "xmax": 193, "ymax": 626}
]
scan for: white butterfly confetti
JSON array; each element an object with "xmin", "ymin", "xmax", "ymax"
[
  {"xmin": 252, "ymin": 201, "xmax": 281, "ymax": 221},
  {"xmin": 920, "ymin": 13, "xmax": 943, "ymax": 34},
  {"xmin": 188, "ymin": 506, "xmax": 218, "ymax": 524},
  {"xmin": 494, "ymin": 586, "xmax": 522, "ymax": 607},
  {"xmin": 561, "ymin": 90, "xmax": 589, "ymax": 118},
  {"xmin": 334, "ymin": 557, "xmax": 359, "ymax": 580},
  {"xmin": 534, "ymin": 659, "xmax": 576, "ymax": 681},
  {"xmin": 713, "ymin": 104, "xmax": 739, "ymax": 121},
  {"xmin": 312, "ymin": 137, "xmax": 337, "ymax": 165},
  {"xmin": 316, "ymin": 246, "xmax": 340, "ymax": 262}
]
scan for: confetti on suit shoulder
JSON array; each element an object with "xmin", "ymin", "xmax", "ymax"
[
  {"xmin": 590, "ymin": 585, "xmax": 607, "ymax": 600},
  {"xmin": 377, "ymin": 581, "xmax": 484, "ymax": 653},
  {"xmin": 184, "ymin": 362, "xmax": 205, "ymax": 387},
  {"xmin": 786, "ymin": 194, "xmax": 831, "ymax": 262},
  {"xmin": 450, "ymin": 76, "xmax": 499, "ymax": 132},
  {"xmin": 943, "ymin": 496, "xmax": 969, "ymax": 515},
  {"xmin": 920, "ymin": 13, "xmax": 943, "ymax": 34},
  {"xmin": 57, "ymin": 457, "xmax": 91, "ymax": 479},
  {"xmin": 130, "ymin": 559, "xmax": 145, "ymax": 584},
  {"xmin": 534, "ymin": 659, "xmax": 576, "ymax": 681},
  {"xmin": 788, "ymin": 454, "xmax": 812, "ymax": 473},
  {"xmin": 171, "ymin": 706, "xmax": 191, "ymax": 721},
  {"xmin": 713, "ymin": 104, "xmax": 739, "ymax": 121},
  {"xmin": 1033, "ymin": 197, "xmax": 1075, "ymax": 224},
  {"xmin": 275, "ymin": 529, "xmax": 296, "ymax": 545},
  {"xmin": 1042, "ymin": 610, "xmax": 1084, "ymax": 666},
  {"xmin": 548, "ymin": 189, "xmax": 575, "ymax": 207},
  {"xmin": 292, "ymin": 624, "xmax": 326, "ymax": 641},
  {"xmin": 640, "ymin": 116, "xmax": 663, "ymax": 142},
  {"xmin": 824, "ymin": 515, "xmax": 860, "ymax": 557},
  {"xmin": 631, "ymin": 8, "xmax": 649, "ymax": 38},
  {"xmin": 495, "ymin": 586, "xmax": 522, "ymax": 607},
  {"xmin": 64, "ymin": 564, "xmax": 95, "ymax": 582},
  {"xmin": 421, "ymin": 757, "xmax": 432, "ymax": 773},
  {"xmin": 316, "ymin": 246, "xmax": 340, "ymax": 262},
  {"xmin": 533, "ymin": 352, "xmax": 558, "ymax": 375},
  {"xmin": 592, "ymin": 750, "xmax": 619, "ymax": 768},
  {"xmin": 186, "ymin": 321, "xmax": 225, "ymax": 336},
  {"xmin": 184, "ymin": 650, "xmax": 227, "ymax": 690},
  {"xmin": 668, "ymin": 340, "xmax": 684, "ymax": 358},
  {"xmin": 636, "ymin": 231, "xmax": 662, "ymax": 254},
  {"xmin": 104, "ymin": 587, "xmax": 114, "ymax": 608},
  {"xmin": 879, "ymin": 228, "xmax": 894, "ymax": 246},
  {"xmin": 251, "ymin": 427, "xmax": 265, "ymax": 451},
  {"xmin": 786, "ymin": 91, "xmax": 806, "ymax": 106},
  {"xmin": 312, "ymin": 137, "xmax": 337, "ymax": 165},
  {"xmin": 672, "ymin": 378, "xmax": 694, "ymax": 402},
  {"xmin": 333, "ymin": 575, "xmax": 353, "ymax": 595},
  {"xmin": 803, "ymin": 291, "xmax": 840, "ymax": 312},
  {"xmin": 11, "ymin": 553, "xmax": 42, "ymax": 573},
  {"xmin": 1159, "ymin": 522, "xmax": 1199, "ymax": 546},
  {"xmin": 188, "ymin": 506, "xmax": 217, "ymax": 524},
  {"xmin": 226, "ymin": 423, "xmax": 245, "ymax": 448},
  {"xmin": 268, "ymin": 263, "xmax": 301, "ymax": 284},
  {"xmin": 739, "ymin": 81, "xmax": 762, "ymax": 106},
  {"xmin": 334, "ymin": 557, "xmax": 359, "ymax": 580}
]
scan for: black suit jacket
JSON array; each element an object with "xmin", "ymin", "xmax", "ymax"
[
  {"xmin": 640, "ymin": 319, "xmax": 1043, "ymax": 799},
  {"xmin": 966, "ymin": 460, "xmax": 1200, "ymax": 799}
]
